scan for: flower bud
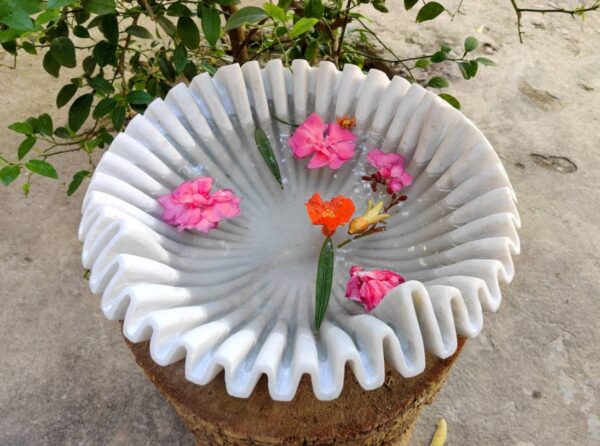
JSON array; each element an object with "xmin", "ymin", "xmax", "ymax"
[{"xmin": 348, "ymin": 200, "xmax": 390, "ymax": 235}]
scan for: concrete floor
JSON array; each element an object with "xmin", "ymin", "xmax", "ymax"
[{"xmin": 1, "ymin": 1, "xmax": 599, "ymax": 445}]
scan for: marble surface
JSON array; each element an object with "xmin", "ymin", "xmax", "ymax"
[{"xmin": 80, "ymin": 59, "xmax": 518, "ymax": 401}]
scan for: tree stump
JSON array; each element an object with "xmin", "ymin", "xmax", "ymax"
[{"xmin": 124, "ymin": 335, "xmax": 466, "ymax": 446}]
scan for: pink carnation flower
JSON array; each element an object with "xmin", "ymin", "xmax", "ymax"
[
  {"xmin": 288, "ymin": 113, "xmax": 356, "ymax": 170},
  {"xmin": 157, "ymin": 177, "xmax": 241, "ymax": 233},
  {"xmin": 366, "ymin": 148, "xmax": 413, "ymax": 194},
  {"xmin": 345, "ymin": 266, "xmax": 405, "ymax": 311}
]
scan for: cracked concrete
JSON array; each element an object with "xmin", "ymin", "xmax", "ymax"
[{"xmin": 1, "ymin": 1, "xmax": 599, "ymax": 444}]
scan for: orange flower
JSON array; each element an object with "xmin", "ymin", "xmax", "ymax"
[
  {"xmin": 305, "ymin": 193, "xmax": 355, "ymax": 236},
  {"xmin": 336, "ymin": 114, "xmax": 356, "ymax": 129}
]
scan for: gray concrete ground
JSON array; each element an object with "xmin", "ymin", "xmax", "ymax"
[{"xmin": 1, "ymin": 1, "xmax": 599, "ymax": 445}]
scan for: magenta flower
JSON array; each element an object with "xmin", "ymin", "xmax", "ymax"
[
  {"xmin": 288, "ymin": 113, "xmax": 356, "ymax": 170},
  {"xmin": 345, "ymin": 266, "xmax": 405, "ymax": 311},
  {"xmin": 366, "ymin": 148, "xmax": 413, "ymax": 194},
  {"xmin": 157, "ymin": 177, "xmax": 241, "ymax": 233}
]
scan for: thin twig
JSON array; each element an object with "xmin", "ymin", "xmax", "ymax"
[
  {"xmin": 355, "ymin": 18, "xmax": 416, "ymax": 81},
  {"xmin": 510, "ymin": 0, "xmax": 600, "ymax": 43},
  {"xmin": 335, "ymin": 0, "xmax": 354, "ymax": 65}
]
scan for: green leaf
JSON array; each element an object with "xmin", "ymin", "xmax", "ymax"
[
  {"xmin": 54, "ymin": 126, "xmax": 71, "ymax": 139},
  {"xmin": 427, "ymin": 76, "xmax": 449, "ymax": 88},
  {"xmin": 167, "ymin": 3, "xmax": 192, "ymax": 17},
  {"xmin": 81, "ymin": 0, "xmax": 116, "ymax": 15},
  {"xmin": 101, "ymin": 13, "xmax": 119, "ymax": 44},
  {"xmin": 215, "ymin": 0, "xmax": 240, "ymax": 5},
  {"xmin": 89, "ymin": 75, "xmax": 114, "ymax": 95},
  {"xmin": 438, "ymin": 93, "xmax": 460, "ymax": 109},
  {"xmin": 111, "ymin": 105, "xmax": 126, "ymax": 130},
  {"xmin": 67, "ymin": 170, "xmax": 90, "ymax": 196},
  {"xmin": 277, "ymin": 0, "xmax": 292, "ymax": 9},
  {"xmin": 37, "ymin": 113, "xmax": 53, "ymax": 136},
  {"xmin": 430, "ymin": 51, "xmax": 446, "ymax": 63},
  {"xmin": 458, "ymin": 60, "xmax": 479, "ymax": 79},
  {"xmin": 82, "ymin": 55, "xmax": 96, "ymax": 74},
  {"xmin": 125, "ymin": 24, "xmax": 153, "ymax": 39},
  {"xmin": 464, "ymin": 36, "xmax": 478, "ymax": 52},
  {"xmin": 254, "ymin": 128, "xmax": 283, "ymax": 188},
  {"xmin": 0, "ymin": 8, "xmax": 33, "ymax": 31},
  {"xmin": 21, "ymin": 41, "xmax": 37, "ymax": 54},
  {"xmin": 476, "ymin": 56, "xmax": 496, "ymax": 66},
  {"xmin": 43, "ymin": 51, "xmax": 60, "ymax": 77},
  {"xmin": 8, "ymin": 121, "xmax": 33, "ymax": 135},
  {"xmin": 74, "ymin": 9, "xmax": 90, "ymax": 24},
  {"xmin": 0, "ymin": 165, "xmax": 21, "ymax": 186},
  {"xmin": 305, "ymin": 40, "xmax": 318, "ymax": 63},
  {"xmin": 25, "ymin": 160, "xmax": 58, "ymax": 179},
  {"xmin": 201, "ymin": 6, "xmax": 221, "ymax": 47},
  {"xmin": 157, "ymin": 16, "xmax": 177, "ymax": 37},
  {"xmin": 73, "ymin": 24, "xmax": 91, "ymax": 38},
  {"xmin": 415, "ymin": 58, "xmax": 431, "ymax": 68},
  {"xmin": 68, "ymin": 93, "xmax": 93, "ymax": 132},
  {"xmin": 18, "ymin": 136, "xmax": 36, "ymax": 159},
  {"xmin": 416, "ymin": 2, "xmax": 445, "ymax": 23},
  {"xmin": 372, "ymin": 1, "xmax": 389, "ymax": 13},
  {"xmin": 35, "ymin": 9, "xmax": 60, "ymax": 26},
  {"xmin": 183, "ymin": 61, "xmax": 198, "ymax": 81},
  {"xmin": 1, "ymin": 41, "xmax": 16, "ymax": 55},
  {"xmin": 177, "ymin": 16, "xmax": 200, "ymax": 49},
  {"xmin": 93, "ymin": 40, "xmax": 117, "ymax": 66},
  {"xmin": 263, "ymin": 3, "xmax": 286, "ymax": 22},
  {"xmin": 468, "ymin": 59, "xmax": 479, "ymax": 77},
  {"xmin": 173, "ymin": 44, "xmax": 187, "ymax": 73},
  {"xmin": 158, "ymin": 57, "xmax": 176, "ymax": 82},
  {"xmin": 290, "ymin": 17, "xmax": 318, "ymax": 38},
  {"xmin": 93, "ymin": 97, "xmax": 116, "ymax": 119},
  {"xmin": 304, "ymin": 0, "xmax": 323, "ymax": 18},
  {"xmin": 127, "ymin": 90, "xmax": 154, "ymax": 105},
  {"xmin": 50, "ymin": 36, "xmax": 76, "ymax": 68},
  {"xmin": 26, "ymin": 117, "xmax": 39, "ymax": 133},
  {"xmin": 22, "ymin": 181, "xmax": 30, "ymax": 197},
  {"xmin": 224, "ymin": 6, "xmax": 267, "ymax": 32},
  {"xmin": 49, "ymin": 0, "xmax": 77, "ymax": 9},
  {"xmin": 404, "ymin": 0, "xmax": 418, "ymax": 10},
  {"xmin": 314, "ymin": 236, "xmax": 334, "ymax": 331}
]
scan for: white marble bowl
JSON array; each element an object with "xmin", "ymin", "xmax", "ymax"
[{"xmin": 79, "ymin": 59, "xmax": 520, "ymax": 401}]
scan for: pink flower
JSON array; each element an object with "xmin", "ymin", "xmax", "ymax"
[
  {"xmin": 157, "ymin": 177, "xmax": 241, "ymax": 233},
  {"xmin": 366, "ymin": 148, "xmax": 413, "ymax": 194},
  {"xmin": 288, "ymin": 113, "xmax": 356, "ymax": 170},
  {"xmin": 345, "ymin": 266, "xmax": 405, "ymax": 311}
]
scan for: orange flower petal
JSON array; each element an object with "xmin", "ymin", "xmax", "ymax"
[{"xmin": 305, "ymin": 193, "xmax": 355, "ymax": 236}]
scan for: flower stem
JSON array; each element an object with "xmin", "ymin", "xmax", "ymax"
[
  {"xmin": 337, "ymin": 226, "xmax": 386, "ymax": 248},
  {"xmin": 272, "ymin": 115, "xmax": 298, "ymax": 128}
]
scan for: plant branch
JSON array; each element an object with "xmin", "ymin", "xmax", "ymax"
[
  {"xmin": 355, "ymin": 18, "xmax": 415, "ymax": 81},
  {"xmin": 335, "ymin": 0, "xmax": 354, "ymax": 66},
  {"xmin": 221, "ymin": 4, "xmax": 248, "ymax": 62},
  {"xmin": 510, "ymin": 0, "xmax": 600, "ymax": 43}
]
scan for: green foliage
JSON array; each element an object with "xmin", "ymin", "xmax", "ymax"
[
  {"xmin": 427, "ymin": 76, "xmax": 449, "ymax": 88},
  {"xmin": 416, "ymin": 2, "xmax": 445, "ymax": 22},
  {"xmin": 464, "ymin": 36, "xmax": 479, "ymax": 52},
  {"xmin": 438, "ymin": 93, "xmax": 460, "ymax": 109},
  {"xmin": 314, "ymin": 236, "xmax": 334, "ymax": 331},
  {"xmin": 224, "ymin": 6, "xmax": 267, "ymax": 31},
  {"xmin": 254, "ymin": 128, "xmax": 283, "ymax": 188},
  {"xmin": 0, "ymin": 0, "xmax": 497, "ymax": 196}
]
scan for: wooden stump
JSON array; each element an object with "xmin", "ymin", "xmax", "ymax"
[{"xmin": 124, "ymin": 335, "xmax": 466, "ymax": 446}]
